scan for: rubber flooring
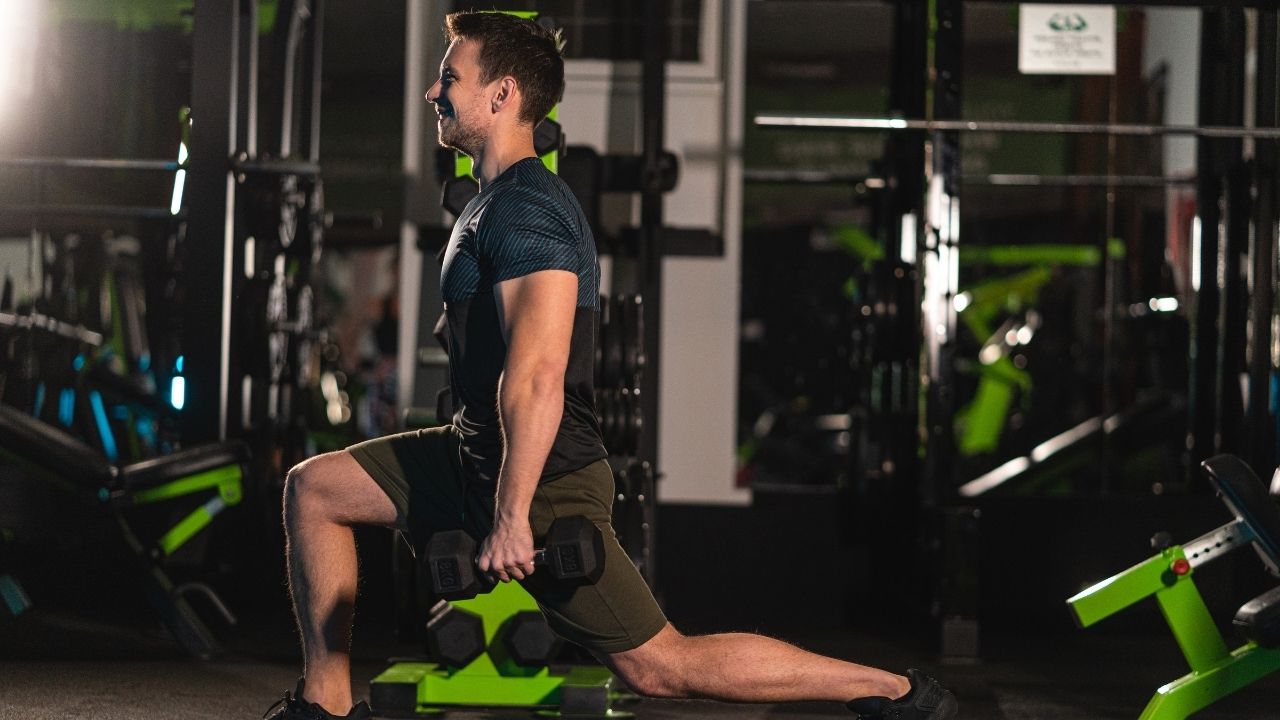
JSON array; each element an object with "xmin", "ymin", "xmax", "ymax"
[{"xmin": 4, "ymin": 605, "xmax": 1280, "ymax": 719}]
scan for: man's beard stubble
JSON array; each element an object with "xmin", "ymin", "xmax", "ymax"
[{"xmin": 439, "ymin": 116, "xmax": 485, "ymax": 158}]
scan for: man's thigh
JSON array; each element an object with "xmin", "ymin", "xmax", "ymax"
[
  {"xmin": 346, "ymin": 425, "xmax": 485, "ymax": 550},
  {"xmin": 520, "ymin": 460, "xmax": 668, "ymax": 655},
  {"xmin": 291, "ymin": 449, "xmax": 401, "ymax": 527}
]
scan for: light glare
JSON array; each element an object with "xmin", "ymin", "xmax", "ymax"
[
  {"xmin": 171, "ymin": 376, "xmax": 186, "ymax": 410},
  {"xmin": 170, "ymin": 169, "xmax": 187, "ymax": 215},
  {"xmin": 0, "ymin": 0, "xmax": 39, "ymax": 126},
  {"xmin": 0, "ymin": 0, "xmax": 40, "ymax": 124}
]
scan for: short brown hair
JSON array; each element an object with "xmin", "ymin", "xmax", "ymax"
[{"xmin": 445, "ymin": 11, "xmax": 565, "ymax": 126}]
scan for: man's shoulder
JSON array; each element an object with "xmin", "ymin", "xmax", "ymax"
[{"xmin": 481, "ymin": 169, "xmax": 577, "ymax": 227}]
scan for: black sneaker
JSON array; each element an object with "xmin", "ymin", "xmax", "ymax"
[
  {"xmin": 846, "ymin": 668, "xmax": 958, "ymax": 719},
  {"xmin": 263, "ymin": 678, "xmax": 373, "ymax": 720}
]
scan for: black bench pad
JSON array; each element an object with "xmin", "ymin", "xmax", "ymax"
[
  {"xmin": 1235, "ymin": 585, "xmax": 1280, "ymax": 648},
  {"xmin": 119, "ymin": 441, "xmax": 249, "ymax": 491},
  {"xmin": 0, "ymin": 402, "xmax": 248, "ymax": 493},
  {"xmin": 1202, "ymin": 454, "xmax": 1280, "ymax": 575},
  {"xmin": 0, "ymin": 403, "xmax": 114, "ymax": 486}
]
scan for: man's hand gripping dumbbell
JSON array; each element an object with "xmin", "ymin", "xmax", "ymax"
[{"xmin": 425, "ymin": 515, "xmax": 605, "ymax": 599}]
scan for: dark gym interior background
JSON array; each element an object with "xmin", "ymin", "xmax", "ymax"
[{"xmin": 4, "ymin": 1, "xmax": 1280, "ymax": 718}]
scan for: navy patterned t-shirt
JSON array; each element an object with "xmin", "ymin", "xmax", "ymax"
[{"xmin": 440, "ymin": 157, "xmax": 606, "ymax": 487}]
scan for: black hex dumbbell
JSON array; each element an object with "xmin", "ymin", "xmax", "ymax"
[
  {"xmin": 441, "ymin": 175, "xmax": 479, "ymax": 216},
  {"xmin": 425, "ymin": 516, "xmax": 606, "ymax": 600},
  {"xmin": 533, "ymin": 117, "xmax": 563, "ymax": 158},
  {"xmin": 424, "ymin": 601, "xmax": 486, "ymax": 668},
  {"xmin": 501, "ymin": 610, "xmax": 564, "ymax": 667}
]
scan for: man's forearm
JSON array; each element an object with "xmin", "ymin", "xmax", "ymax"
[{"xmin": 494, "ymin": 367, "xmax": 565, "ymax": 524}]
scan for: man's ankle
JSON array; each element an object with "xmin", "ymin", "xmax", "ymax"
[
  {"xmin": 887, "ymin": 673, "xmax": 912, "ymax": 700},
  {"xmin": 299, "ymin": 677, "xmax": 353, "ymax": 717}
]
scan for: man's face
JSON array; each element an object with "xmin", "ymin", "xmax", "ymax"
[{"xmin": 426, "ymin": 39, "xmax": 491, "ymax": 157}]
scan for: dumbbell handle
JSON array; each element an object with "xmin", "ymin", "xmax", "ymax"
[
  {"xmin": 428, "ymin": 518, "xmax": 603, "ymax": 598},
  {"xmin": 476, "ymin": 547, "xmax": 546, "ymax": 571},
  {"xmin": 484, "ymin": 546, "xmax": 560, "ymax": 574},
  {"xmin": 480, "ymin": 522, "xmax": 600, "ymax": 581}
]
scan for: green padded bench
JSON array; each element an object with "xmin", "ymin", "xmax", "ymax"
[
  {"xmin": 0, "ymin": 402, "xmax": 248, "ymax": 658},
  {"xmin": 1068, "ymin": 454, "xmax": 1280, "ymax": 719}
]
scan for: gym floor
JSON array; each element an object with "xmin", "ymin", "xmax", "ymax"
[
  {"xmin": 5, "ymin": 503, "xmax": 1280, "ymax": 720},
  {"xmin": 5, "ymin": 604, "xmax": 1280, "ymax": 720}
]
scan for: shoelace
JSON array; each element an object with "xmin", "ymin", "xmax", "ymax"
[
  {"xmin": 261, "ymin": 690, "xmax": 292, "ymax": 720},
  {"xmin": 262, "ymin": 689, "xmax": 322, "ymax": 720},
  {"xmin": 262, "ymin": 688, "xmax": 365, "ymax": 720}
]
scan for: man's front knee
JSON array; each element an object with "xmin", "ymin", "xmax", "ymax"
[
  {"xmin": 282, "ymin": 451, "xmax": 399, "ymax": 529},
  {"xmin": 283, "ymin": 455, "xmax": 332, "ymax": 516}
]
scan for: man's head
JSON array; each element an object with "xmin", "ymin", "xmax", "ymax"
[{"xmin": 426, "ymin": 12, "xmax": 564, "ymax": 156}]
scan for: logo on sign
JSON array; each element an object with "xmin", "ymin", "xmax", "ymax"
[{"xmin": 1048, "ymin": 13, "xmax": 1088, "ymax": 32}]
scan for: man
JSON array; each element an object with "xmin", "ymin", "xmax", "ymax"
[{"xmin": 266, "ymin": 12, "xmax": 957, "ymax": 720}]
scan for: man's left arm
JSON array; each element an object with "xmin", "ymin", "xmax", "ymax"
[{"xmin": 476, "ymin": 268, "xmax": 578, "ymax": 582}]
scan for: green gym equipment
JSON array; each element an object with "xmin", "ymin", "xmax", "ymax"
[
  {"xmin": 0, "ymin": 401, "xmax": 247, "ymax": 658},
  {"xmin": 370, "ymin": 580, "xmax": 631, "ymax": 717},
  {"xmin": 1067, "ymin": 454, "xmax": 1280, "ymax": 719},
  {"xmin": 953, "ymin": 241, "xmax": 1124, "ymax": 457}
]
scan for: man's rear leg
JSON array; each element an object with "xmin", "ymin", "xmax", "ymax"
[{"xmin": 602, "ymin": 623, "xmax": 910, "ymax": 703}]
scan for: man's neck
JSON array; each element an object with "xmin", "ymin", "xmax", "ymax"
[{"xmin": 472, "ymin": 128, "xmax": 537, "ymax": 189}]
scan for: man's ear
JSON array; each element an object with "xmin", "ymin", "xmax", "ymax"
[{"xmin": 492, "ymin": 76, "xmax": 518, "ymax": 114}]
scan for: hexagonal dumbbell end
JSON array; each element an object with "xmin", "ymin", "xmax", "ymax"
[
  {"xmin": 426, "ymin": 529, "xmax": 493, "ymax": 600},
  {"xmin": 442, "ymin": 175, "xmax": 479, "ymax": 217},
  {"xmin": 501, "ymin": 610, "xmax": 563, "ymax": 668},
  {"xmin": 533, "ymin": 117, "xmax": 563, "ymax": 158},
  {"xmin": 544, "ymin": 516, "xmax": 605, "ymax": 584},
  {"xmin": 425, "ymin": 602, "xmax": 486, "ymax": 669}
]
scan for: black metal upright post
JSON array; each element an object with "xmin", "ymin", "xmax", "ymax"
[
  {"xmin": 885, "ymin": 0, "xmax": 928, "ymax": 234},
  {"xmin": 301, "ymin": 0, "xmax": 324, "ymax": 163},
  {"xmin": 1249, "ymin": 9, "xmax": 1279, "ymax": 473},
  {"xmin": 238, "ymin": 0, "xmax": 260, "ymax": 160},
  {"xmin": 277, "ymin": 0, "xmax": 323, "ymax": 468},
  {"xmin": 882, "ymin": 0, "xmax": 927, "ymax": 485},
  {"xmin": 637, "ymin": 0, "xmax": 667, "ymax": 588},
  {"xmin": 227, "ymin": 0, "xmax": 260, "ymax": 444},
  {"xmin": 279, "ymin": 0, "xmax": 306, "ymax": 157},
  {"xmin": 1217, "ymin": 10, "xmax": 1249, "ymax": 461},
  {"xmin": 924, "ymin": 0, "xmax": 962, "ymax": 504},
  {"xmin": 928, "ymin": 0, "xmax": 978, "ymax": 661},
  {"xmin": 182, "ymin": 1, "xmax": 242, "ymax": 443},
  {"xmin": 853, "ymin": 0, "xmax": 929, "ymax": 624},
  {"xmin": 1190, "ymin": 8, "xmax": 1245, "ymax": 472}
]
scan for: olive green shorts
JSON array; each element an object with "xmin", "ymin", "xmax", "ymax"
[{"xmin": 347, "ymin": 425, "xmax": 667, "ymax": 654}]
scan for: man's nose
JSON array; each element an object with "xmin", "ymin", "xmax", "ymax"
[{"xmin": 425, "ymin": 81, "xmax": 441, "ymax": 103}]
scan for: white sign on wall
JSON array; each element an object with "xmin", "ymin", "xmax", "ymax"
[{"xmin": 1018, "ymin": 4, "xmax": 1116, "ymax": 75}]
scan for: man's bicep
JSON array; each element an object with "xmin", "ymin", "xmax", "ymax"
[{"xmin": 494, "ymin": 270, "xmax": 578, "ymax": 369}]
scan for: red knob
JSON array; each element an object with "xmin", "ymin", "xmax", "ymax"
[{"xmin": 1171, "ymin": 558, "xmax": 1191, "ymax": 576}]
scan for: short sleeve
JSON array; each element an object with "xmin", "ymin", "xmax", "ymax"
[{"xmin": 477, "ymin": 187, "xmax": 581, "ymax": 284}]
